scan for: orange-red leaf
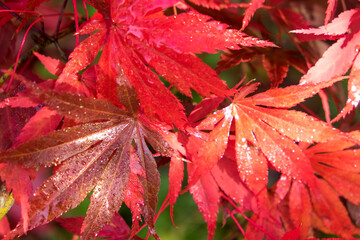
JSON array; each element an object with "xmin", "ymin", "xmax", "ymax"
[
  {"xmin": 289, "ymin": 181, "xmax": 312, "ymax": 239},
  {"xmin": 241, "ymin": 0, "xmax": 265, "ymax": 30},
  {"xmin": 189, "ymin": 171, "xmax": 220, "ymax": 240},
  {"xmin": 325, "ymin": 0, "xmax": 338, "ymax": 25},
  {"xmin": 14, "ymin": 107, "xmax": 62, "ymax": 146},
  {"xmin": 33, "ymin": 52, "xmax": 65, "ymax": 76},
  {"xmin": 310, "ymin": 179, "xmax": 360, "ymax": 237}
]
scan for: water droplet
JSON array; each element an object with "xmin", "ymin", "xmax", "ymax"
[{"xmin": 355, "ymin": 45, "xmax": 360, "ymax": 53}]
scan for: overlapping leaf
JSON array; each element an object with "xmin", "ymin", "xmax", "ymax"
[
  {"xmin": 263, "ymin": 132, "xmax": 360, "ymax": 238},
  {"xmin": 217, "ymin": 48, "xmax": 307, "ymax": 87},
  {"xmin": 191, "ymin": 83, "xmax": 343, "ymax": 187},
  {"xmin": 183, "ymin": 81, "xmax": 353, "ymax": 237},
  {"xmin": 325, "ymin": 0, "xmax": 338, "ymax": 25},
  {"xmin": 241, "ymin": 0, "xmax": 265, "ymax": 30},
  {"xmin": 59, "ymin": 0, "xmax": 274, "ymax": 128},
  {"xmin": 0, "ymin": 164, "xmax": 35, "ymax": 233},
  {"xmin": 0, "ymin": 83, "xmax": 171, "ymax": 239},
  {"xmin": 279, "ymin": 178, "xmax": 360, "ymax": 238},
  {"xmin": 57, "ymin": 213, "xmax": 131, "ymax": 239},
  {"xmin": 305, "ymin": 132, "xmax": 360, "ymax": 206},
  {"xmin": 293, "ymin": 8, "xmax": 360, "ymax": 86},
  {"xmin": 189, "ymin": 171, "xmax": 220, "ymax": 240}
]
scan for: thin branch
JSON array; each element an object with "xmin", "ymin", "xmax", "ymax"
[{"xmin": 55, "ymin": 0, "xmax": 69, "ymax": 39}]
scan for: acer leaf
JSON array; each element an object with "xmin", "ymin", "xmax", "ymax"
[
  {"xmin": 332, "ymin": 56, "xmax": 360, "ymax": 122},
  {"xmin": 216, "ymin": 48, "xmax": 306, "ymax": 86},
  {"xmin": 0, "ymin": 107, "xmax": 35, "ymax": 151},
  {"xmin": 124, "ymin": 164, "xmax": 144, "ymax": 237},
  {"xmin": 291, "ymin": 9, "xmax": 360, "ymax": 41},
  {"xmin": 310, "ymin": 179, "xmax": 360, "ymax": 237},
  {"xmin": 293, "ymin": 9, "xmax": 360, "ymax": 86},
  {"xmin": 168, "ymin": 153, "xmax": 184, "ymax": 214},
  {"xmin": 245, "ymin": 210, "xmax": 285, "ymax": 240},
  {"xmin": 143, "ymin": 12, "xmax": 275, "ymax": 53},
  {"xmin": 216, "ymin": 48, "xmax": 264, "ymax": 72},
  {"xmin": 211, "ymin": 153, "xmax": 255, "ymax": 212},
  {"xmin": 325, "ymin": 0, "xmax": 338, "ymax": 25},
  {"xmin": 299, "ymin": 26, "xmax": 360, "ymax": 86},
  {"xmin": 241, "ymin": 0, "xmax": 265, "ymax": 30},
  {"xmin": 57, "ymin": 213, "xmax": 130, "ymax": 239},
  {"xmin": 189, "ymin": 171, "xmax": 220, "ymax": 240},
  {"xmin": 33, "ymin": 52, "xmax": 65, "ymax": 77},
  {"xmin": 306, "ymin": 138, "xmax": 360, "ymax": 205},
  {"xmin": 96, "ymin": 212, "xmax": 131, "ymax": 240},
  {"xmin": 288, "ymin": 181, "xmax": 312, "ymax": 239},
  {"xmin": 0, "ymin": 163, "xmax": 35, "ymax": 233},
  {"xmin": 56, "ymin": 217, "xmax": 83, "ymax": 235},
  {"xmin": 188, "ymin": 95, "xmax": 223, "ymax": 126},
  {"xmin": 63, "ymin": 0, "xmax": 275, "ymax": 129},
  {"xmin": 270, "ymin": 8, "xmax": 310, "ymax": 31},
  {"xmin": 0, "ymin": 84, "xmax": 170, "ymax": 239},
  {"xmin": 13, "ymin": 107, "xmax": 62, "ymax": 146},
  {"xmin": 3, "ymin": 0, "xmax": 360, "ymax": 238},
  {"xmin": 190, "ymin": 83, "xmax": 342, "ymax": 188},
  {"xmin": 184, "ymin": 82, "xmax": 349, "ymax": 237},
  {"xmin": 244, "ymin": 75, "xmax": 345, "ymax": 108},
  {"xmin": 262, "ymin": 49, "xmax": 289, "ymax": 88},
  {"xmin": 56, "ymin": 28, "xmax": 106, "ymax": 92}
]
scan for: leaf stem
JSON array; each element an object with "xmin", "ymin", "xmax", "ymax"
[
  {"xmin": 0, "ymin": 2, "xmax": 52, "ymax": 42},
  {"xmin": 55, "ymin": 0, "xmax": 68, "ymax": 39},
  {"xmin": 5, "ymin": 17, "xmax": 43, "ymax": 92},
  {"xmin": 221, "ymin": 193, "xmax": 278, "ymax": 240}
]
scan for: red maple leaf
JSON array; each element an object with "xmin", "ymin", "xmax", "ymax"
[
  {"xmin": 217, "ymin": 48, "xmax": 306, "ymax": 88},
  {"xmin": 56, "ymin": 212, "xmax": 131, "ymax": 240},
  {"xmin": 0, "ymin": 76, "xmax": 172, "ymax": 239},
  {"xmin": 241, "ymin": 0, "xmax": 265, "ymax": 30},
  {"xmin": 2, "ymin": 0, "xmax": 360, "ymax": 239},
  {"xmin": 184, "ymin": 80, "xmax": 355, "ymax": 237},
  {"xmin": 291, "ymin": 8, "xmax": 360, "ymax": 121},
  {"xmin": 57, "ymin": 0, "xmax": 274, "ymax": 129}
]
